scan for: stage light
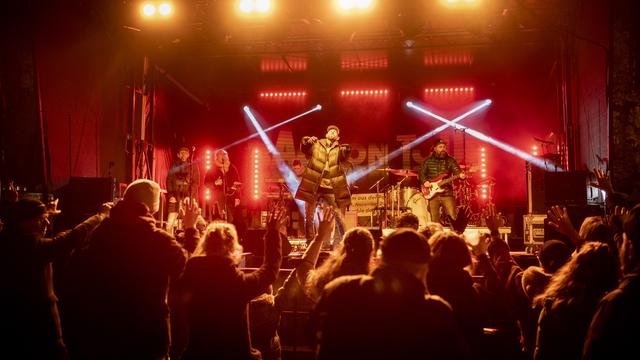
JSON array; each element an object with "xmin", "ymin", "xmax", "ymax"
[
  {"xmin": 407, "ymin": 101, "xmax": 562, "ymax": 171},
  {"xmin": 340, "ymin": 88, "xmax": 389, "ymax": 97},
  {"xmin": 223, "ymin": 104, "xmax": 322, "ymax": 150},
  {"xmin": 337, "ymin": 0, "xmax": 375, "ymax": 12},
  {"xmin": 238, "ymin": 0, "xmax": 272, "ymax": 14},
  {"xmin": 141, "ymin": 3, "xmax": 156, "ymax": 17},
  {"xmin": 158, "ymin": 3, "xmax": 173, "ymax": 16},
  {"xmin": 259, "ymin": 90, "xmax": 307, "ymax": 98},
  {"xmin": 244, "ymin": 106, "xmax": 306, "ymax": 214},
  {"xmin": 347, "ymin": 100, "xmax": 492, "ymax": 184},
  {"xmin": 253, "ymin": 148, "xmax": 260, "ymax": 200}
]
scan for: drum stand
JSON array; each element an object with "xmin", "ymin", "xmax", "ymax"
[{"xmin": 369, "ymin": 176, "xmax": 387, "ymax": 229}]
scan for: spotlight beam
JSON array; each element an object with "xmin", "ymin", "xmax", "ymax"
[
  {"xmin": 243, "ymin": 106, "xmax": 306, "ymax": 213},
  {"xmin": 223, "ymin": 104, "xmax": 322, "ymax": 150},
  {"xmin": 347, "ymin": 100, "xmax": 493, "ymax": 184},
  {"xmin": 406, "ymin": 101, "xmax": 562, "ymax": 171}
]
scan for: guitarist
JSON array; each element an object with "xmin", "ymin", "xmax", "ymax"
[{"xmin": 419, "ymin": 138, "xmax": 466, "ymax": 224}]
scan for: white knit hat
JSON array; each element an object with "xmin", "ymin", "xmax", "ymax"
[{"xmin": 123, "ymin": 179, "xmax": 161, "ymax": 214}]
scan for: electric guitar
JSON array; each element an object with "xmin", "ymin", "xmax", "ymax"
[{"xmin": 421, "ymin": 173, "xmax": 462, "ymax": 200}]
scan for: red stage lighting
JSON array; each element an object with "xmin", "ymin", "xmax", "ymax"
[
  {"xmin": 259, "ymin": 91, "xmax": 307, "ymax": 99},
  {"xmin": 260, "ymin": 56, "xmax": 307, "ymax": 72},
  {"xmin": 341, "ymin": 51, "xmax": 388, "ymax": 70},
  {"xmin": 424, "ymin": 48, "xmax": 474, "ymax": 66},
  {"xmin": 340, "ymin": 88, "xmax": 389, "ymax": 97},
  {"xmin": 253, "ymin": 149, "xmax": 260, "ymax": 200}
]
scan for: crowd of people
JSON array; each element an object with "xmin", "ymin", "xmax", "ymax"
[{"xmin": 1, "ymin": 164, "xmax": 639, "ymax": 360}]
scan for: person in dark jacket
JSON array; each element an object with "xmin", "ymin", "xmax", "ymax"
[
  {"xmin": 176, "ymin": 207, "xmax": 285, "ymax": 360},
  {"xmin": 66, "ymin": 179, "xmax": 196, "ymax": 360},
  {"xmin": 295, "ymin": 125, "xmax": 351, "ymax": 247},
  {"xmin": 0, "ymin": 198, "xmax": 109, "ymax": 359},
  {"xmin": 167, "ymin": 146, "xmax": 201, "ymax": 232},
  {"xmin": 313, "ymin": 228, "xmax": 470, "ymax": 360},
  {"xmin": 419, "ymin": 138, "xmax": 465, "ymax": 223}
]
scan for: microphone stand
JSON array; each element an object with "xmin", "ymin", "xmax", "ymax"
[{"xmin": 369, "ymin": 176, "xmax": 385, "ymax": 229}]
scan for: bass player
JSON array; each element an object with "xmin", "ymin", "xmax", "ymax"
[{"xmin": 419, "ymin": 138, "xmax": 466, "ymax": 224}]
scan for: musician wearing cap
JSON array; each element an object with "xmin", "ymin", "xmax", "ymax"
[
  {"xmin": 167, "ymin": 146, "xmax": 200, "ymax": 230},
  {"xmin": 419, "ymin": 138, "xmax": 465, "ymax": 224},
  {"xmin": 295, "ymin": 125, "xmax": 351, "ymax": 247}
]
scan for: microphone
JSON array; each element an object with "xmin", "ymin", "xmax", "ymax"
[{"xmin": 192, "ymin": 146, "xmax": 196, "ymax": 153}]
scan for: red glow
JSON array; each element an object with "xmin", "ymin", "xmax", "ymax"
[
  {"xmin": 424, "ymin": 48, "xmax": 474, "ymax": 66},
  {"xmin": 340, "ymin": 88, "xmax": 389, "ymax": 97},
  {"xmin": 341, "ymin": 52, "xmax": 388, "ymax": 70},
  {"xmin": 259, "ymin": 91, "xmax": 307, "ymax": 99},
  {"xmin": 260, "ymin": 56, "xmax": 307, "ymax": 72}
]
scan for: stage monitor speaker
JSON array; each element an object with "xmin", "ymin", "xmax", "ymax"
[
  {"xmin": 527, "ymin": 166, "xmax": 546, "ymax": 214},
  {"xmin": 55, "ymin": 177, "xmax": 116, "ymax": 230},
  {"xmin": 544, "ymin": 171, "xmax": 588, "ymax": 207}
]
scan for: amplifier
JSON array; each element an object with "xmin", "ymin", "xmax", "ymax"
[{"xmin": 523, "ymin": 214, "xmax": 546, "ymax": 243}]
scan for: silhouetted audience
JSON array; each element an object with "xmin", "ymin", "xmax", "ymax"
[
  {"xmin": 304, "ymin": 227, "xmax": 375, "ymax": 302},
  {"xmin": 63, "ymin": 179, "xmax": 194, "ymax": 360},
  {"xmin": 175, "ymin": 209, "xmax": 284, "ymax": 360},
  {"xmin": 313, "ymin": 228, "xmax": 470, "ymax": 360},
  {"xmin": 0, "ymin": 198, "xmax": 109, "ymax": 359},
  {"xmin": 583, "ymin": 204, "xmax": 640, "ymax": 359},
  {"xmin": 533, "ymin": 242, "xmax": 619, "ymax": 360}
]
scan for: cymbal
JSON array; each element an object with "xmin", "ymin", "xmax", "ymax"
[{"xmin": 380, "ymin": 168, "xmax": 418, "ymax": 177}]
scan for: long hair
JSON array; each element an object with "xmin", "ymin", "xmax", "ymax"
[
  {"xmin": 194, "ymin": 222, "xmax": 243, "ymax": 263},
  {"xmin": 533, "ymin": 242, "xmax": 619, "ymax": 310},
  {"xmin": 305, "ymin": 227, "xmax": 374, "ymax": 300}
]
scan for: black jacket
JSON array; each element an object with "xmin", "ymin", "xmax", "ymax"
[{"xmin": 419, "ymin": 153, "xmax": 462, "ymax": 196}]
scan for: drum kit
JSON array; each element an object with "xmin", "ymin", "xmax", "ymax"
[{"xmin": 372, "ymin": 166, "xmax": 496, "ymax": 228}]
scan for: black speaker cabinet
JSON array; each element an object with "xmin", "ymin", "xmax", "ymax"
[{"xmin": 544, "ymin": 171, "xmax": 588, "ymax": 207}]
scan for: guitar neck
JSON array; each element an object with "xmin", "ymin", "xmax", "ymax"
[{"xmin": 436, "ymin": 174, "xmax": 460, "ymax": 186}]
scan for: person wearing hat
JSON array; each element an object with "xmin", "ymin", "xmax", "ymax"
[
  {"xmin": 419, "ymin": 138, "xmax": 466, "ymax": 224},
  {"xmin": 312, "ymin": 228, "xmax": 469, "ymax": 359},
  {"xmin": 0, "ymin": 198, "xmax": 111, "ymax": 358},
  {"xmin": 167, "ymin": 146, "xmax": 201, "ymax": 232},
  {"xmin": 64, "ymin": 179, "xmax": 198, "ymax": 359},
  {"xmin": 295, "ymin": 125, "xmax": 352, "ymax": 248}
]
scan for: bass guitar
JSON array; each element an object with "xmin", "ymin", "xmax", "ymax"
[{"xmin": 421, "ymin": 173, "xmax": 462, "ymax": 200}]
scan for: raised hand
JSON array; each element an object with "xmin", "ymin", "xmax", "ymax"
[
  {"xmin": 316, "ymin": 206, "xmax": 336, "ymax": 241},
  {"xmin": 308, "ymin": 136, "xmax": 318, "ymax": 144},
  {"xmin": 181, "ymin": 197, "xmax": 201, "ymax": 230},
  {"xmin": 483, "ymin": 204, "xmax": 505, "ymax": 233},
  {"xmin": 451, "ymin": 205, "xmax": 472, "ymax": 234},
  {"xmin": 267, "ymin": 206, "xmax": 289, "ymax": 236},
  {"xmin": 98, "ymin": 202, "xmax": 114, "ymax": 218},
  {"xmin": 591, "ymin": 168, "xmax": 613, "ymax": 193}
]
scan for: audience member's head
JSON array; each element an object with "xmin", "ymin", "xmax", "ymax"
[
  {"xmin": 579, "ymin": 216, "xmax": 616, "ymax": 256},
  {"xmin": 622, "ymin": 204, "xmax": 640, "ymax": 273},
  {"xmin": 306, "ymin": 227, "xmax": 374, "ymax": 300},
  {"xmin": 487, "ymin": 237, "xmax": 512, "ymax": 266},
  {"xmin": 420, "ymin": 222, "xmax": 444, "ymax": 240},
  {"xmin": 396, "ymin": 212, "xmax": 420, "ymax": 230},
  {"xmin": 380, "ymin": 228, "xmax": 430, "ymax": 265},
  {"xmin": 539, "ymin": 240, "xmax": 572, "ymax": 274},
  {"xmin": 2, "ymin": 199, "xmax": 49, "ymax": 238},
  {"xmin": 123, "ymin": 179, "xmax": 161, "ymax": 214},
  {"xmin": 534, "ymin": 241, "xmax": 619, "ymax": 308},
  {"xmin": 197, "ymin": 222, "xmax": 243, "ymax": 263},
  {"xmin": 429, "ymin": 231, "xmax": 471, "ymax": 270}
]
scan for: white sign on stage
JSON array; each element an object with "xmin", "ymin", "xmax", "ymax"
[{"xmin": 350, "ymin": 193, "xmax": 385, "ymax": 213}]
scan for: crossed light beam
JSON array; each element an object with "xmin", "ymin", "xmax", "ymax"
[
  {"xmin": 406, "ymin": 101, "xmax": 562, "ymax": 171},
  {"xmin": 243, "ymin": 106, "xmax": 306, "ymax": 214},
  {"xmin": 347, "ymin": 99, "xmax": 493, "ymax": 184},
  {"xmin": 223, "ymin": 104, "xmax": 322, "ymax": 150}
]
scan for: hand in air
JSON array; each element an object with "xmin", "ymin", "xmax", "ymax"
[
  {"xmin": 267, "ymin": 206, "xmax": 289, "ymax": 236},
  {"xmin": 180, "ymin": 198, "xmax": 201, "ymax": 230},
  {"xmin": 316, "ymin": 206, "xmax": 336, "ymax": 241},
  {"xmin": 590, "ymin": 168, "xmax": 613, "ymax": 193},
  {"xmin": 483, "ymin": 204, "xmax": 505, "ymax": 233},
  {"xmin": 308, "ymin": 136, "xmax": 318, "ymax": 144}
]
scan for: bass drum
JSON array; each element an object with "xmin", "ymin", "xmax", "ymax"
[{"xmin": 406, "ymin": 192, "xmax": 431, "ymax": 230}]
